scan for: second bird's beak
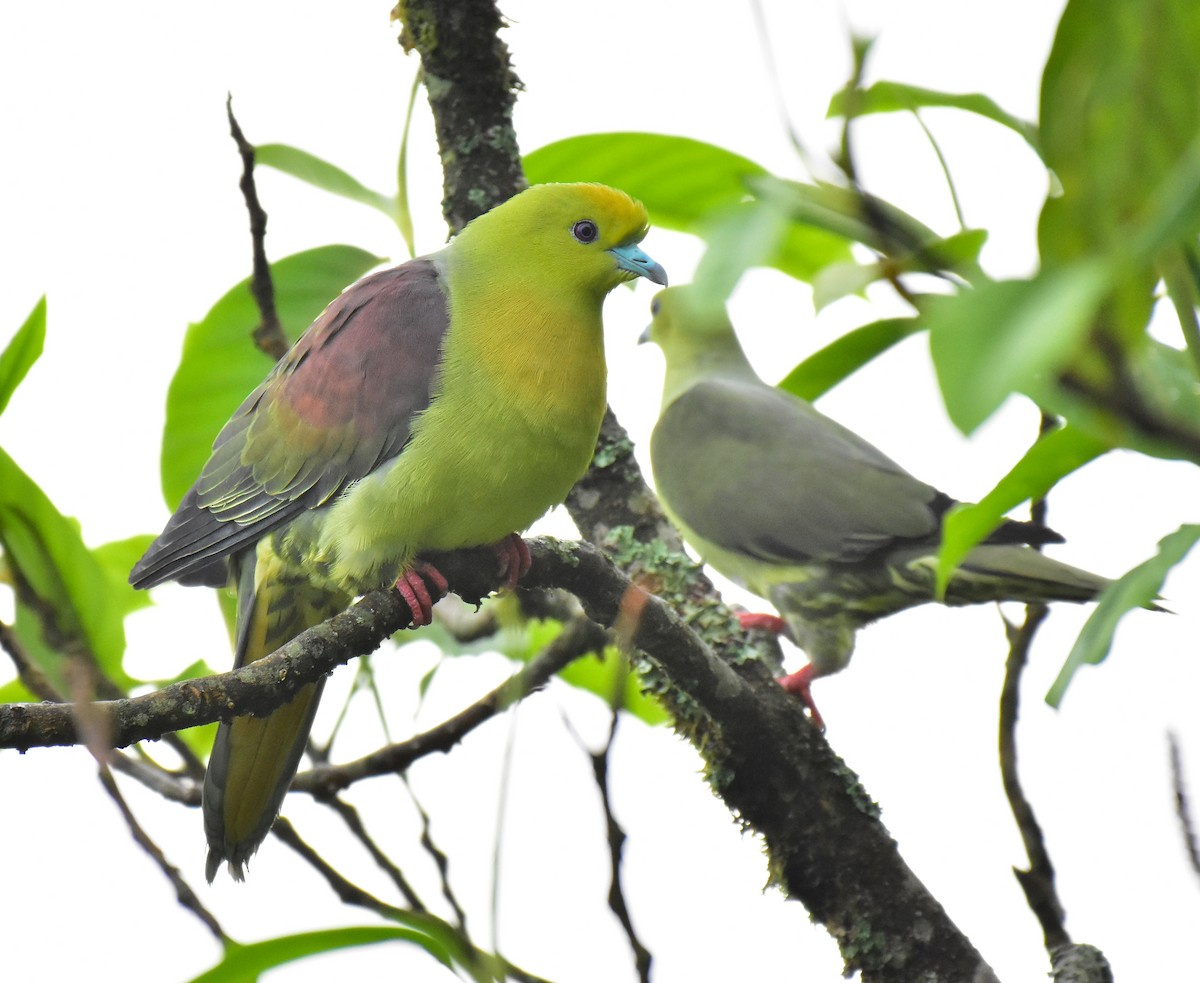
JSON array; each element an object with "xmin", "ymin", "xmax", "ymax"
[{"xmin": 608, "ymin": 242, "xmax": 669, "ymax": 286}]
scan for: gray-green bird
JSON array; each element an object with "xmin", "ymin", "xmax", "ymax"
[{"xmin": 642, "ymin": 285, "xmax": 1109, "ymax": 727}]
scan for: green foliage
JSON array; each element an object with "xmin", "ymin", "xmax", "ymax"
[
  {"xmin": 936, "ymin": 426, "xmax": 1110, "ymax": 595},
  {"xmin": 778, "ymin": 317, "xmax": 922, "ymax": 400},
  {"xmin": 189, "ymin": 923, "xmax": 471, "ymax": 983},
  {"xmin": 827, "ymin": 79, "xmax": 1041, "ymax": 157},
  {"xmin": 160, "ymin": 246, "xmax": 384, "ymax": 508},
  {"xmin": 423, "ymin": 600, "xmax": 670, "ymax": 727},
  {"xmin": 1046, "ymin": 524, "xmax": 1200, "ymax": 706},
  {"xmin": 524, "ymin": 132, "xmax": 854, "ymax": 285},
  {"xmin": 927, "ymin": 262, "xmax": 1110, "ymax": 434},
  {"xmin": 0, "ymin": 296, "xmax": 45, "ymax": 417},
  {"xmin": 0, "ymin": 447, "xmax": 147, "ymax": 693}
]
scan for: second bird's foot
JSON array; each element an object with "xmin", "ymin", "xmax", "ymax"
[{"xmin": 777, "ymin": 664, "xmax": 826, "ymax": 732}]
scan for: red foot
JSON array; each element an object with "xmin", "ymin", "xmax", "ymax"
[
  {"xmin": 738, "ymin": 612, "xmax": 787, "ymax": 634},
  {"xmin": 395, "ymin": 562, "xmax": 450, "ymax": 627},
  {"xmin": 493, "ymin": 533, "xmax": 532, "ymax": 591},
  {"xmin": 777, "ymin": 664, "xmax": 825, "ymax": 732}
]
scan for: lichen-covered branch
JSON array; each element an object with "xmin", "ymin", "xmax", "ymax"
[
  {"xmin": 395, "ymin": 0, "xmax": 527, "ymax": 233},
  {"xmin": 0, "ymin": 538, "xmax": 998, "ymax": 979}
]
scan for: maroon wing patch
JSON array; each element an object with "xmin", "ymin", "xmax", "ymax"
[{"xmin": 131, "ymin": 259, "xmax": 451, "ymax": 588}]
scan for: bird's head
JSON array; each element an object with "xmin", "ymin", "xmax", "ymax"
[
  {"xmin": 640, "ymin": 284, "xmax": 740, "ymax": 353},
  {"xmin": 458, "ymin": 183, "xmax": 668, "ymax": 298},
  {"xmin": 640, "ymin": 285, "xmax": 755, "ymax": 403}
]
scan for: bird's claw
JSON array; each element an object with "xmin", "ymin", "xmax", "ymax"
[
  {"xmin": 396, "ymin": 562, "xmax": 450, "ymax": 627},
  {"xmin": 777, "ymin": 664, "xmax": 825, "ymax": 732},
  {"xmin": 494, "ymin": 533, "xmax": 531, "ymax": 591}
]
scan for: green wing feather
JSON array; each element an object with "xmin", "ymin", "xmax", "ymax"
[{"xmin": 130, "ymin": 258, "xmax": 451, "ymax": 589}]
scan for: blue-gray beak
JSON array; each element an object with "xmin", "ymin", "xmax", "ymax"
[{"xmin": 609, "ymin": 242, "xmax": 669, "ymax": 286}]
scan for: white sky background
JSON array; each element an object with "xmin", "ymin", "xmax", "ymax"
[{"xmin": 2, "ymin": 1, "xmax": 1198, "ymax": 980}]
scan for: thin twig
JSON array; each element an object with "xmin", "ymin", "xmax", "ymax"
[
  {"xmin": 95, "ymin": 764, "xmax": 225, "ymax": 942},
  {"xmin": 326, "ymin": 795, "xmax": 426, "ymax": 911},
  {"xmin": 565, "ymin": 706, "xmax": 652, "ymax": 983},
  {"xmin": 273, "ymin": 818, "xmax": 555, "ymax": 983},
  {"xmin": 294, "ymin": 616, "xmax": 607, "ymax": 795},
  {"xmin": 410, "ymin": 779, "xmax": 470, "ymax": 932},
  {"xmin": 226, "ymin": 94, "xmax": 287, "ymax": 360},
  {"xmin": 1169, "ymin": 732, "xmax": 1200, "ymax": 882},
  {"xmin": 1000, "ymin": 602, "xmax": 1069, "ymax": 950}
]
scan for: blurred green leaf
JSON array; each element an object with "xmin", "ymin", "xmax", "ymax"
[
  {"xmin": 936, "ymin": 425, "xmax": 1111, "ymax": 593},
  {"xmin": 161, "ymin": 246, "xmax": 385, "ymax": 509},
  {"xmin": 0, "ymin": 448, "xmax": 140, "ymax": 691},
  {"xmin": 257, "ymin": 144, "xmax": 396, "ymax": 218},
  {"xmin": 524, "ymin": 133, "xmax": 852, "ymax": 281},
  {"xmin": 425, "ymin": 604, "xmax": 668, "ymax": 727},
  {"xmin": 690, "ymin": 200, "xmax": 793, "ymax": 306},
  {"xmin": 0, "ymin": 677, "xmax": 34, "ymax": 703},
  {"xmin": 928, "ymin": 263, "xmax": 1109, "ymax": 433},
  {"xmin": 188, "ymin": 925, "xmax": 458, "ymax": 983},
  {"xmin": 0, "ymin": 296, "xmax": 46, "ymax": 417},
  {"xmin": 779, "ymin": 317, "xmax": 923, "ymax": 401},
  {"xmin": 810, "ymin": 229, "xmax": 987, "ymax": 311},
  {"xmin": 1040, "ymin": 0, "xmax": 1200, "ymax": 262},
  {"xmin": 1046, "ymin": 523, "xmax": 1200, "ymax": 706},
  {"xmin": 828, "ymin": 80, "xmax": 1041, "ymax": 157}
]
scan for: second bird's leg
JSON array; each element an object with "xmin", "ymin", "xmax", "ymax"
[{"xmin": 738, "ymin": 611, "xmax": 826, "ymax": 730}]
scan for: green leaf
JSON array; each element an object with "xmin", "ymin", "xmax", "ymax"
[
  {"xmin": 0, "ymin": 448, "xmax": 140, "ymax": 692},
  {"xmin": 0, "ymin": 296, "xmax": 46, "ymax": 418},
  {"xmin": 809, "ymin": 229, "xmax": 987, "ymax": 311},
  {"xmin": 187, "ymin": 926, "xmax": 456, "ymax": 983},
  {"xmin": 1040, "ymin": 0, "xmax": 1200, "ymax": 266},
  {"xmin": 425, "ymin": 606, "xmax": 668, "ymax": 727},
  {"xmin": 0, "ymin": 676, "xmax": 35, "ymax": 703},
  {"xmin": 524, "ymin": 132, "xmax": 854, "ymax": 281},
  {"xmin": 778, "ymin": 317, "xmax": 923, "ymax": 401},
  {"xmin": 936, "ymin": 426, "xmax": 1111, "ymax": 594},
  {"xmin": 161, "ymin": 246, "xmax": 385, "ymax": 508},
  {"xmin": 525, "ymin": 132, "xmax": 769, "ymax": 227},
  {"xmin": 828, "ymin": 80, "xmax": 1041, "ymax": 157},
  {"xmin": 928, "ymin": 263, "xmax": 1110, "ymax": 434},
  {"xmin": 1046, "ymin": 523, "xmax": 1200, "ymax": 706},
  {"xmin": 256, "ymin": 144, "xmax": 396, "ymax": 219},
  {"xmin": 690, "ymin": 200, "xmax": 794, "ymax": 306}
]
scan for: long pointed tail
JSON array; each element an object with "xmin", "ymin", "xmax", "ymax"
[{"xmin": 203, "ymin": 550, "xmax": 346, "ymax": 882}]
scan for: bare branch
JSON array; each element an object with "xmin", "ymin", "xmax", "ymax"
[
  {"xmin": 96, "ymin": 764, "xmax": 224, "ymax": 942},
  {"xmin": 565, "ymin": 705, "xmax": 652, "ymax": 983},
  {"xmin": 1170, "ymin": 732, "xmax": 1200, "ymax": 882},
  {"xmin": 1001, "ymin": 603, "xmax": 1068, "ymax": 948},
  {"xmin": 294, "ymin": 614, "xmax": 607, "ymax": 795},
  {"xmin": 272, "ymin": 818, "xmax": 556, "ymax": 983},
  {"xmin": 226, "ymin": 94, "xmax": 287, "ymax": 360}
]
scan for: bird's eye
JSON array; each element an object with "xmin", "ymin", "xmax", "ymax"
[
  {"xmin": 650, "ymin": 298, "xmax": 661, "ymax": 317},
  {"xmin": 572, "ymin": 220, "xmax": 599, "ymax": 244}
]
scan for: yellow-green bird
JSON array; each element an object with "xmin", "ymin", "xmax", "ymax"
[
  {"xmin": 131, "ymin": 183, "xmax": 667, "ymax": 881},
  {"xmin": 642, "ymin": 285, "xmax": 1107, "ymax": 728}
]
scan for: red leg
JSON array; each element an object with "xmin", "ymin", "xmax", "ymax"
[
  {"xmin": 493, "ymin": 533, "xmax": 532, "ymax": 591},
  {"xmin": 395, "ymin": 561, "xmax": 450, "ymax": 627},
  {"xmin": 738, "ymin": 611, "xmax": 787, "ymax": 634},
  {"xmin": 777, "ymin": 663, "xmax": 825, "ymax": 731}
]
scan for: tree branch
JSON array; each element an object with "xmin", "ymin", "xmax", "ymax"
[
  {"xmin": 396, "ymin": 0, "xmax": 527, "ymax": 234},
  {"xmin": 226, "ymin": 95, "xmax": 288, "ymax": 360}
]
